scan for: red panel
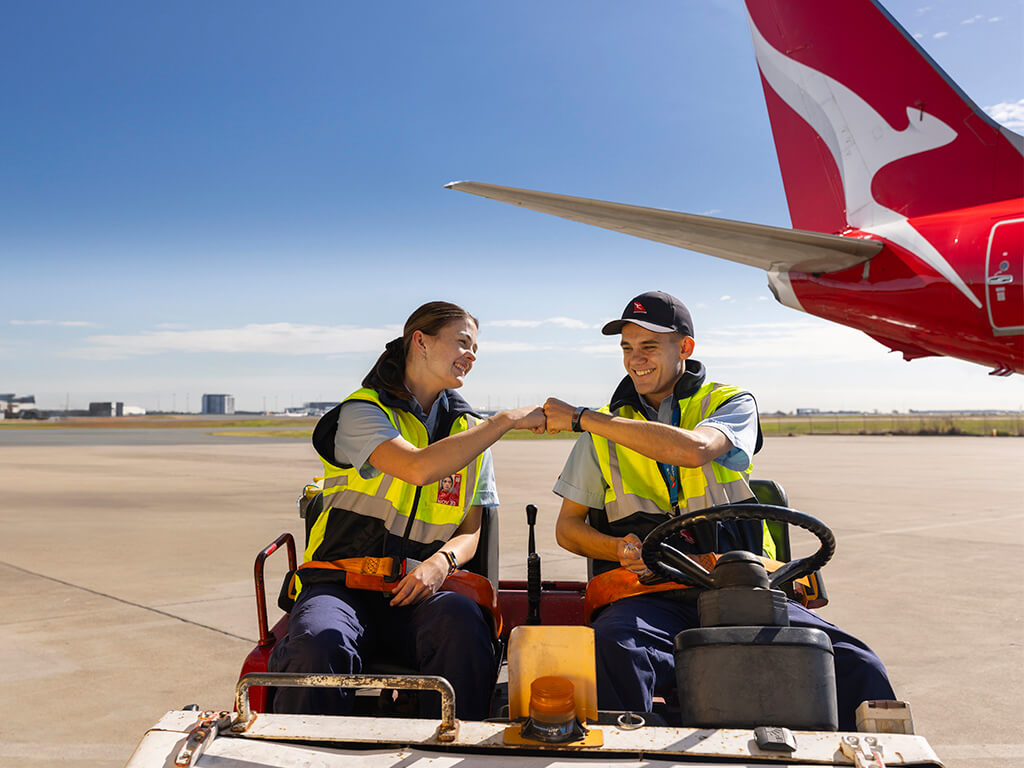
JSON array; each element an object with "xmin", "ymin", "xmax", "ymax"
[
  {"xmin": 237, "ymin": 614, "xmax": 290, "ymax": 713},
  {"xmin": 498, "ymin": 581, "xmax": 588, "ymax": 642},
  {"xmin": 788, "ymin": 201, "xmax": 1024, "ymax": 371}
]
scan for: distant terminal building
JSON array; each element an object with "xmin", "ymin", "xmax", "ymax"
[
  {"xmin": 0, "ymin": 393, "xmax": 40, "ymax": 419},
  {"xmin": 202, "ymin": 394, "xmax": 235, "ymax": 415},
  {"xmin": 89, "ymin": 401, "xmax": 124, "ymax": 417},
  {"xmin": 305, "ymin": 401, "xmax": 339, "ymax": 416},
  {"xmin": 283, "ymin": 401, "xmax": 339, "ymax": 417},
  {"xmin": 282, "ymin": 401, "xmax": 340, "ymax": 417}
]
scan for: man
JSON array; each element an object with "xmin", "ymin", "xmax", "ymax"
[{"xmin": 543, "ymin": 290, "xmax": 894, "ymax": 730}]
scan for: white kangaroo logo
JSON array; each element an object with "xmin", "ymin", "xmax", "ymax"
[{"xmin": 747, "ymin": 12, "xmax": 981, "ymax": 308}]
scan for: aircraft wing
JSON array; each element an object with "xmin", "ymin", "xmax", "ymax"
[{"xmin": 446, "ymin": 181, "xmax": 882, "ymax": 274}]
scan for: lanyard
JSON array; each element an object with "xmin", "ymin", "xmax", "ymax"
[{"xmin": 656, "ymin": 398, "xmax": 682, "ymax": 515}]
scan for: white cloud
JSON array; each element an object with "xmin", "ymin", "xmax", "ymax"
[
  {"xmin": 985, "ymin": 99, "xmax": 1024, "ymax": 130},
  {"xmin": 932, "ymin": 31, "xmax": 948, "ymax": 38},
  {"xmin": 913, "ymin": 32, "xmax": 924, "ymax": 39},
  {"xmin": 960, "ymin": 14, "xmax": 982, "ymax": 24},
  {"xmin": 697, "ymin": 321, "xmax": 888, "ymax": 364},
  {"xmin": 579, "ymin": 343, "xmax": 622, "ymax": 357},
  {"xmin": 989, "ymin": 16, "xmax": 1002, "ymax": 22},
  {"xmin": 73, "ymin": 323, "xmax": 397, "ymax": 360},
  {"xmin": 10, "ymin": 319, "xmax": 98, "ymax": 327},
  {"xmin": 487, "ymin": 317, "xmax": 592, "ymax": 330},
  {"xmin": 480, "ymin": 341, "xmax": 557, "ymax": 352},
  {"xmin": 719, "ymin": 295, "xmax": 732, "ymax": 302}
]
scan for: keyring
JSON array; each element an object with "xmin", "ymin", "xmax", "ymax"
[{"xmin": 617, "ymin": 712, "xmax": 645, "ymax": 730}]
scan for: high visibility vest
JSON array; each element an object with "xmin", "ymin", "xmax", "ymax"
[
  {"xmin": 590, "ymin": 381, "xmax": 776, "ymax": 559},
  {"xmin": 299, "ymin": 388, "xmax": 485, "ymax": 591}
]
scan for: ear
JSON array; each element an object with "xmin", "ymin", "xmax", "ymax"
[
  {"xmin": 679, "ymin": 335, "xmax": 695, "ymax": 360},
  {"xmin": 411, "ymin": 329, "xmax": 429, "ymax": 353}
]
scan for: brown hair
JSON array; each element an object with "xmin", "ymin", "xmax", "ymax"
[{"xmin": 362, "ymin": 301, "xmax": 479, "ymax": 400}]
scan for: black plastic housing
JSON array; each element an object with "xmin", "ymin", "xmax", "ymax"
[{"xmin": 674, "ymin": 625, "xmax": 838, "ymax": 730}]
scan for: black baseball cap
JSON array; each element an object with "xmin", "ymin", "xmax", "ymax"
[{"xmin": 601, "ymin": 291, "xmax": 694, "ymax": 336}]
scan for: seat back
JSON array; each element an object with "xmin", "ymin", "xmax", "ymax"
[
  {"xmin": 748, "ymin": 478, "xmax": 791, "ymax": 562},
  {"xmin": 462, "ymin": 505, "xmax": 499, "ymax": 589}
]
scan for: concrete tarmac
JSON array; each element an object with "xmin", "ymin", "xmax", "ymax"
[{"xmin": 0, "ymin": 434, "xmax": 1021, "ymax": 767}]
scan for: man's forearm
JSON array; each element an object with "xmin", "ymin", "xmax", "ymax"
[{"xmin": 555, "ymin": 511, "xmax": 621, "ymax": 562}]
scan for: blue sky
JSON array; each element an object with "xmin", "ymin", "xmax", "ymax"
[{"xmin": 3, "ymin": 1, "xmax": 1022, "ymax": 414}]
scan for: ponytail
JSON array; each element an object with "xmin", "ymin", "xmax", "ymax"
[{"xmin": 363, "ymin": 336, "xmax": 409, "ymax": 400}]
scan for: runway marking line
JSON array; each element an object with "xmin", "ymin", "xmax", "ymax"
[
  {"xmin": 840, "ymin": 511, "xmax": 1024, "ymax": 540},
  {"xmin": 0, "ymin": 559, "xmax": 255, "ymax": 644}
]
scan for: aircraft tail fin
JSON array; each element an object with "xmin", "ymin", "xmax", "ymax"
[{"xmin": 744, "ymin": 0, "xmax": 1024, "ymax": 234}]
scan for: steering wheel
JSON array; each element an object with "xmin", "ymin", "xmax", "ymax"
[{"xmin": 640, "ymin": 503, "xmax": 835, "ymax": 590}]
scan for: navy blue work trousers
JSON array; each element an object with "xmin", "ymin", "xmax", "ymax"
[
  {"xmin": 592, "ymin": 594, "xmax": 895, "ymax": 731},
  {"xmin": 268, "ymin": 581, "xmax": 495, "ymax": 720}
]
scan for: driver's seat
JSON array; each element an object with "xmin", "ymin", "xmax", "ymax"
[{"xmin": 750, "ymin": 478, "xmax": 791, "ymax": 560}]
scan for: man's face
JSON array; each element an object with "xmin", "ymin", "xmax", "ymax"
[{"xmin": 619, "ymin": 323, "xmax": 693, "ymax": 406}]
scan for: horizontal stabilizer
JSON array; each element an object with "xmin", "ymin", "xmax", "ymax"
[{"xmin": 446, "ymin": 181, "xmax": 881, "ymax": 274}]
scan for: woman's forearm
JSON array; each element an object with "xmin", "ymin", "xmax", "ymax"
[{"xmin": 370, "ymin": 407, "xmax": 541, "ymax": 486}]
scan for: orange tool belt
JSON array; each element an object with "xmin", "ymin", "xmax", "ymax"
[
  {"xmin": 583, "ymin": 554, "xmax": 826, "ymax": 624},
  {"xmin": 292, "ymin": 556, "xmax": 503, "ymax": 638}
]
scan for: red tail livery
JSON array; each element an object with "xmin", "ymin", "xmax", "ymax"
[{"xmin": 449, "ymin": 0, "xmax": 1024, "ymax": 375}]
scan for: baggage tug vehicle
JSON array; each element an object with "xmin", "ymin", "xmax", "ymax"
[{"xmin": 124, "ymin": 481, "xmax": 943, "ymax": 767}]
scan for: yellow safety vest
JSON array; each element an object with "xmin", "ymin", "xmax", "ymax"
[
  {"xmin": 300, "ymin": 388, "xmax": 485, "ymax": 591},
  {"xmin": 591, "ymin": 382, "xmax": 776, "ymax": 559}
]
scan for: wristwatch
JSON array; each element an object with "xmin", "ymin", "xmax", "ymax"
[
  {"xmin": 571, "ymin": 406, "xmax": 589, "ymax": 432},
  {"xmin": 440, "ymin": 549, "xmax": 459, "ymax": 576}
]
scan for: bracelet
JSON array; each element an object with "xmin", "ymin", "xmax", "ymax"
[
  {"xmin": 440, "ymin": 549, "xmax": 458, "ymax": 576},
  {"xmin": 571, "ymin": 406, "xmax": 588, "ymax": 432}
]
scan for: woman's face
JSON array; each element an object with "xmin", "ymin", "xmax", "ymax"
[{"xmin": 418, "ymin": 317, "xmax": 478, "ymax": 390}]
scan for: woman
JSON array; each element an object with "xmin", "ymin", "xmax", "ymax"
[{"xmin": 270, "ymin": 301, "xmax": 544, "ymax": 719}]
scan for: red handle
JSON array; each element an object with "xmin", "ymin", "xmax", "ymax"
[{"xmin": 254, "ymin": 533, "xmax": 297, "ymax": 647}]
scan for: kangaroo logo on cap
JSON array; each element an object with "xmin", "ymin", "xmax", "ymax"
[{"xmin": 633, "ymin": 302, "xmax": 647, "ymax": 313}]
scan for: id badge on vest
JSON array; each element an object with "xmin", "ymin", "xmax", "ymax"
[{"xmin": 436, "ymin": 473, "xmax": 462, "ymax": 506}]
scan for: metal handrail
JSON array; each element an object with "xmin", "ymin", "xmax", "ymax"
[
  {"xmin": 253, "ymin": 533, "xmax": 296, "ymax": 647},
  {"xmin": 233, "ymin": 672, "xmax": 459, "ymax": 741}
]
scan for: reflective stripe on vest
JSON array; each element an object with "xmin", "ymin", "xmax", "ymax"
[
  {"xmin": 592, "ymin": 382, "xmax": 776, "ymax": 558},
  {"xmin": 306, "ymin": 388, "xmax": 483, "ymax": 565}
]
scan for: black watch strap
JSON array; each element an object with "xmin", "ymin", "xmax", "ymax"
[
  {"xmin": 571, "ymin": 406, "xmax": 588, "ymax": 432},
  {"xmin": 440, "ymin": 549, "xmax": 458, "ymax": 576}
]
